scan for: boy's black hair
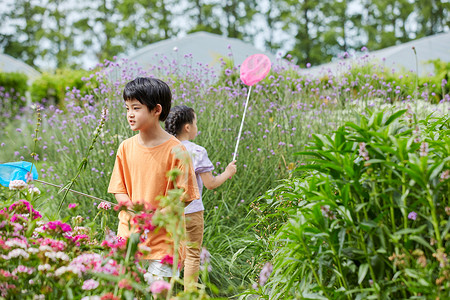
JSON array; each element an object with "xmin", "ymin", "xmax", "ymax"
[
  {"xmin": 123, "ymin": 77, "xmax": 172, "ymax": 121},
  {"xmin": 164, "ymin": 105, "xmax": 195, "ymax": 136}
]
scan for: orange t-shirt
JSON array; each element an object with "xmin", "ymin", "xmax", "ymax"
[{"xmin": 108, "ymin": 135, "xmax": 199, "ymax": 260}]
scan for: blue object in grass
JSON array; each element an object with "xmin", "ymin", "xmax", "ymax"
[{"xmin": 0, "ymin": 161, "xmax": 38, "ymax": 187}]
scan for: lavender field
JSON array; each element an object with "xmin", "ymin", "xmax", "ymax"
[{"xmin": 0, "ymin": 51, "xmax": 449, "ymax": 299}]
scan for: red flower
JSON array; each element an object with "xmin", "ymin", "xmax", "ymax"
[{"xmin": 100, "ymin": 293, "xmax": 120, "ymax": 300}]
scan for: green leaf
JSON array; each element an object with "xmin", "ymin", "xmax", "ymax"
[
  {"xmin": 360, "ymin": 221, "xmax": 377, "ymax": 232},
  {"xmin": 385, "ymin": 109, "xmax": 407, "ymax": 126},
  {"xmin": 301, "ymin": 293, "xmax": 329, "ymax": 300},
  {"xmin": 358, "ymin": 263, "xmax": 369, "ymax": 284},
  {"xmin": 394, "ymin": 225, "xmax": 426, "ymax": 236},
  {"xmin": 409, "ymin": 235, "xmax": 435, "ymax": 252},
  {"xmin": 230, "ymin": 247, "xmax": 246, "ymax": 267},
  {"xmin": 404, "ymin": 268, "xmax": 420, "ymax": 279}
]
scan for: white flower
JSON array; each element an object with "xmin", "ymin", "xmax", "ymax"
[
  {"xmin": 38, "ymin": 264, "xmax": 51, "ymax": 272},
  {"xmin": 5, "ymin": 238, "xmax": 28, "ymax": 249},
  {"xmin": 9, "ymin": 180, "xmax": 27, "ymax": 190},
  {"xmin": 8, "ymin": 248, "xmax": 30, "ymax": 259},
  {"xmin": 39, "ymin": 245, "xmax": 53, "ymax": 252},
  {"xmin": 28, "ymin": 186, "xmax": 41, "ymax": 195},
  {"xmin": 28, "ymin": 247, "xmax": 39, "ymax": 254},
  {"xmin": 45, "ymin": 251, "xmax": 68, "ymax": 261},
  {"xmin": 54, "ymin": 266, "xmax": 70, "ymax": 276}
]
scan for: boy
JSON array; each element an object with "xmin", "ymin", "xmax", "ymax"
[{"xmin": 108, "ymin": 77, "xmax": 199, "ymax": 279}]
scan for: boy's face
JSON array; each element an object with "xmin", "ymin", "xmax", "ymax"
[{"xmin": 125, "ymin": 99, "xmax": 157, "ymax": 131}]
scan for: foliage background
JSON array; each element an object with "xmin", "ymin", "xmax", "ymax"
[{"xmin": 0, "ymin": 0, "xmax": 448, "ymax": 70}]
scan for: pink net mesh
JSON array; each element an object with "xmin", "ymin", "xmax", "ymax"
[{"xmin": 240, "ymin": 54, "xmax": 271, "ymax": 86}]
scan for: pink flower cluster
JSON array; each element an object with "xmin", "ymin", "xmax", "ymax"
[
  {"xmin": 69, "ymin": 253, "xmax": 120, "ymax": 276},
  {"xmin": 101, "ymin": 235, "xmax": 127, "ymax": 251},
  {"xmin": 68, "ymin": 203, "xmax": 77, "ymax": 209},
  {"xmin": 8, "ymin": 200, "xmax": 42, "ymax": 220},
  {"xmin": 12, "ymin": 265, "xmax": 35, "ymax": 275},
  {"xmin": 43, "ymin": 220, "xmax": 72, "ymax": 234},
  {"xmin": 82, "ymin": 279, "xmax": 99, "ymax": 290},
  {"xmin": 160, "ymin": 254, "xmax": 173, "ymax": 265},
  {"xmin": 150, "ymin": 280, "xmax": 170, "ymax": 295},
  {"xmin": 35, "ymin": 238, "xmax": 66, "ymax": 251},
  {"xmin": 97, "ymin": 201, "xmax": 111, "ymax": 210},
  {"xmin": 132, "ymin": 212, "xmax": 156, "ymax": 234}
]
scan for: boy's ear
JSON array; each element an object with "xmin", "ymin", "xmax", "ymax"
[
  {"xmin": 153, "ymin": 104, "xmax": 162, "ymax": 116},
  {"xmin": 184, "ymin": 123, "xmax": 191, "ymax": 133}
]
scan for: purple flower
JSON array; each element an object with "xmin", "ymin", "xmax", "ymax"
[
  {"xmin": 408, "ymin": 211, "xmax": 417, "ymax": 220},
  {"xmin": 420, "ymin": 142, "xmax": 429, "ymax": 157},
  {"xmin": 259, "ymin": 262, "xmax": 273, "ymax": 286},
  {"xmin": 200, "ymin": 247, "xmax": 212, "ymax": 272}
]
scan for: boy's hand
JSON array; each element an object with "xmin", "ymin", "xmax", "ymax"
[{"xmin": 225, "ymin": 160, "xmax": 237, "ymax": 177}]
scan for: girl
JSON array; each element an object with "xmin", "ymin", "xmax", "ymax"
[{"xmin": 165, "ymin": 105, "xmax": 237, "ymax": 290}]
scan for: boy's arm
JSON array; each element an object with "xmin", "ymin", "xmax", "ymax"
[
  {"xmin": 114, "ymin": 193, "xmax": 133, "ymax": 207},
  {"xmin": 200, "ymin": 160, "xmax": 237, "ymax": 190}
]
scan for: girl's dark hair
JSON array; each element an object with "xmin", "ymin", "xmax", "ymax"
[
  {"xmin": 123, "ymin": 77, "xmax": 172, "ymax": 121},
  {"xmin": 164, "ymin": 105, "xmax": 195, "ymax": 136}
]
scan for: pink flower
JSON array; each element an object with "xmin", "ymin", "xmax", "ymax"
[
  {"xmin": 118, "ymin": 279, "xmax": 132, "ymax": 290},
  {"xmin": 68, "ymin": 203, "xmax": 77, "ymax": 209},
  {"xmin": 82, "ymin": 279, "xmax": 99, "ymax": 290},
  {"xmin": 13, "ymin": 265, "xmax": 35, "ymax": 275},
  {"xmin": 44, "ymin": 221, "xmax": 72, "ymax": 233},
  {"xmin": 9, "ymin": 200, "xmax": 41, "ymax": 219},
  {"xmin": 150, "ymin": 280, "xmax": 170, "ymax": 295},
  {"xmin": 161, "ymin": 254, "xmax": 173, "ymax": 265},
  {"xmin": 97, "ymin": 202, "xmax": 111, "ymax": 210}
]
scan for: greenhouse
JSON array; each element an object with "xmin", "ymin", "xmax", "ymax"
[
  {"xmin": 307, "ymin": 31, "xmax": 450, "ymax": 77},
  {"xmin": 125, "ymin": 31, "xmax": 278, "ymax": 71},
  {"xmin": 0, "ymin": 52, "xmax": 41, "ymax": 81}
]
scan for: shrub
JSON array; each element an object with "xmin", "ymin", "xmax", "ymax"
[
  {"xmin": 0, "ymin": 72, "xmax": 28, "ymax": 119},
  {"xmin": 255, "ymin": 108, "xmax": 449, "ymax": 299},
  {"xmin": 30, "ymin": 69, "xmax": 97, "ymax": 107}
]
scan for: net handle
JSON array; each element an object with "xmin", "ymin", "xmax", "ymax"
[{"xmin": 233, "ymin": 86, "xmax": 252, "ymax": 161}]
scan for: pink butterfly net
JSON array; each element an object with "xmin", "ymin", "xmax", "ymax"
[
  {"xmin": 233, "ymin": 54, "xmax": 272, "ymax": 161},
  {"xmin": 240, "ymin": 54, "xmax": 272, "ymax": 86}
]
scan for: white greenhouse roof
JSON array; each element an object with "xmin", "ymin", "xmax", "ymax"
[
  {"xmin": 0, "ymin": 53, "xmax": 41, "ymax": 81},
  {"xmin": 126, "ymin": 31, "xmax": 278, "ymax": 71},
  {"xmin": 306, "ymin": 32, "xmax": 450, "ymax": 77}
]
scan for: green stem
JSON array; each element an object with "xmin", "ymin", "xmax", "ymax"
[
  {"xmin": 427, "ymin": 191, "xmax": 442, "ymax": 248},
  {"xmin": 329, "ymin": 242, "xmax": 350, "ymax": 295},
  {"xmin": 299, "ymin": 234, "xmax": 330, "ymax": 298},
  {"xmin": 354, "ymin": 204, "xmax": 379, "ymax": 293},
  {"xmin": 57, "ymin": 107, "xmax": 107, "ymax": 213}
]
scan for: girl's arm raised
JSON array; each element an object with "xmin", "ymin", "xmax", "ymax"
[{"xmin": 200, "ymin": 161, "xmax": 237, "ymax": 190}]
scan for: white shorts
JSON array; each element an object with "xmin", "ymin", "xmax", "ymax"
[{"xmin": 146, "ymin": 259, "xmax": 179, "ymax": 278}]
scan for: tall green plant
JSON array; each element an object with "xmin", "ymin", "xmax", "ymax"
[{"xmin": 254, "ymin": 108, "xmax": 449, "ymax": 298}]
